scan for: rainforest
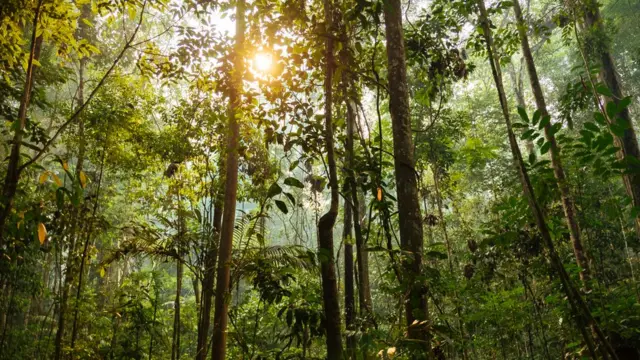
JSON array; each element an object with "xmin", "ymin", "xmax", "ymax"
[{"xmin": 0, "ymin": 0, "xmax": 640, "ymax": 359}]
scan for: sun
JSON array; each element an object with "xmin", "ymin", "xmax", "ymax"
[{"xmin": 253, "ymin": 52, "xmax": 273, "ymax": 74}]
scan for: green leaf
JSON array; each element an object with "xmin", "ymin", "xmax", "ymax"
[
  {"xmin": 284, "ymin": 192, "xmax": 296, "ymax": 206},
  {"xmin": 512, "ymin": 122, "xmax": 528, "ymax": 129},
  {"xmin": 616, "ymin": 96, "xmax": 632, "ymax": 114},
  {"xmin": 549, "ymin": 123, "xmax": 562, "ymax": 136},
  {"xmin": 538, "ymin": 115, "xmax": 551, "ymax": 130},
  {"xmin": 594, "ymin": 112, "xmax": 606, "ymax": 125},
  {"xmin": 284, "ymin": 177, "xmax": 304, "ymax": 188},
  {"xmin": 596, "ymin": 83, "xmax": 613, "ymax": 97},
  {"xmin": 275, "ymin": 200, "xmax": 288, "ymax": 214},
  {"xmin": 583, "ymin": 122, "xmax": 599, "ymax": 132},
  {"xmin": 540, "ymin": 141, "xmax": 552, "ymax": 155},
  {"xmin": 606, "ymin": 101, "xmax": 617, "ymax": 119},
  {"xmin": 521, "ymin": 129, "xmax": 535, "ymax": 140},
  {"xmin": 532, "ymin": 110, "xmax": 541, "ymax": 126},
  {"xmin": 610, "ymin": 123, "xmax": 626, "ymax": 137},
  {"xmin": 517, "ymin": 107, "xmax": 529, "ymax": 123},
  {"xmin": 267, "ymin": 183, "xmax": 282, "ymax": 198}
]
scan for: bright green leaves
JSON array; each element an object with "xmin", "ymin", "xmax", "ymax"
[{"xmin": 515, "ymin": 107, "xmax": 556, "ymax": 161}]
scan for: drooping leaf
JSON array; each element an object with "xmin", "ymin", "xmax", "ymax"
[
  {"xmin": 275, "ymin": 200, "xmax": 288, "ymax": 214},
  {"xmin": 267, "ymin": 183, "xmax": 282, "ymax": 198},
  {"xmin": 596, "ymin": 83, "xmax": 613, "ymax": 97},
  {"xmin": 37, "ymin": 223, "xmax": 47, "ymax": 245},
  {"xmin": 540, "ymin": 141, "xmax": 552, "ymax": 155},
  {"xmin": 583, "ymin": 122, "xmax": 599, "ymax": 132},
  {"xmin": 79, "ymin": 171, "xmax": 87, "ymax": 188},
  {"xmin": 538, "ymin": 115, "xmax": 551, "ymax": 130},
  {"xmin": 51, "ymin": 173, "xmax": 63, "ymax": 187},
  {"xmin": 39, "ymin": 171, "xmax": 49, "ymax": 184},
  {"xmin": 517, "ymin": 107, "xmax": 529, "ymax": 123},
  {"xmin": 284, "ymin": 177, "xmax": 304, "ymax": 188}
]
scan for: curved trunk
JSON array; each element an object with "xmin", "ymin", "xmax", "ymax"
[{"xmin": 317, "ymin": 0, "xmax": 343, "ymax": 357}]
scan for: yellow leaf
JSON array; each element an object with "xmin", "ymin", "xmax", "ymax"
[
  {"xmin": 99, "ymin": 267, "xmax": 106, "ymax": 278},
  {"xmin": 39, "ymin": 171, "xmax": 49, "ymax": 184},
  {"xmin": 387, "ymin": 347, "xmax": 396, "ymax": 357},
  {"xmin": 63, "ymin": 162, "xmax": 69, "ymax": 171},
  {"xmin": 51, "ymin": 173, "xmax": 62, "ymax": 187},
  {"xmin": 37, "ymin": 223, "xmax": 47, "ymax": 245},
  {"xmin": 376, "ymin": 187, "xmax": 382, "ymax": 201},
  {"xmin": 79, "ymin": 171, "xmax": 87, "ymax": 188}
]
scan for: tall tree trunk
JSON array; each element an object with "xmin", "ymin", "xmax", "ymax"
[
  {"xmin": 69, "ymin": 3, "xmax": 94, "ymax": 352},
  {"xmin": 209, "ymin": 0, "xmax": 244, "ymax": 358},
  {"xmin": 476, "ymin": 1, "xmax": 617, "ymax": 358},
  {"xmin": 317, "ymin": 0, "xmax": 343, "ymax": 358},
  {"xmin": 0, "ymin": 0, "xmax": 44, "ymax": 246},
  {"xmin": 172, "ymin": 258, "xmax": 183, "ymax": 360},
  {"xmin": 382, "ymin": 1, "xmax": 432, "ymax": 355},
  {"xmin": 196, "ymin": 166, "xmax": 223, "ymax": 360},
  {"xmin": 581, "ymin": 0, "xmax": 640, "ymax": 237},
  {"xmin": 347, "ymin": 100, "xmax": 373, "ymax": 321},
  {"xmin": 343, "ymin": 194, "xmax": 356, "ymax": 359},
  {"xmin": 513, "ymin": 0, "xmax": 591, "ymax": 284}
]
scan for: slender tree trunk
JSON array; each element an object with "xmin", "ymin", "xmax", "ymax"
[
  {"xmin": 343, "ymin": 193, "xmax": 356, "ymax": 359},
  {"xmin": 172, "ymin": 258, "xmax": 183, "ymax": 360},
  {"xmin": 347, "ymin": 100, "xmax": 373, "ymax": 320},
  {"xmin": 581, "ymin": 0, "xmax": 640, "ymax": 237},
  {"xmin": 210, "ymin": 1, "xmax": 244, "ymax": 358},
  {"xmin": 476, "ymin": 1, "xmax": 617, "ymax": 358},
  {"xmin": 316, "ymin": 0, "xmax": 343, "ymax": 357},
  {"xmin": 432, "ymin": 167, "xmax": 468, "ymax": 360},
  {"xmin": 432, "ymin": 168, "xmax": 454, "ymax": 273},
  {"xmin": 149, "ymin": 274, "xmax": 159, "ymax": 360},
  {"xmin": 68, "ymin": 4, "xmax": 96, "ymax": 352},
  {"xmin": 0, "ymin": 0, "xmax": 44, "ymax": 246},
  {"xmin": 196, "ymin": 170, "xmax": 223, "ymax": 360},
  {"xmin": 382, "ymin": 1, "xmax": 432, "ymax": 355},
  {"xmin": 513, "ymin": 0, "xmax": 592, "ymax": 285}
]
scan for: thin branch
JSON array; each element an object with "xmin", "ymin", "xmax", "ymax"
[{"xmin": 19, "ymin": 0, "xmax": 149, "ymax": 173}]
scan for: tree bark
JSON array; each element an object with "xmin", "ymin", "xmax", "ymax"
[
  {"xmin": 209, "ymin": 0, "xmax": 244, "ymax": 358},
  {"xmin": 69, "ymin": 3, "xmax": 94, "ymax": 351},
  {"xmin": 171, "ymin": 258, "xmax": 183, "ymax": 360},
  {"xmin": 382, "ymin": 0, "xmax": 433, "ymax": 355},
  {"xmin": 0, "ymin": 0, "xmax": 44, "ymax": 247},
  {"xmin": 343, "ymin": 193, "xmax": 356, "ymax": 359},
  {"xmin": 346, "ymin": 100, "xmax": 373, "ymax": 321},
  {"xmin": 196, "ymin": 163, "xmax": 223, "ymax": 360},
  {"xmin": 581, "ymin": 0, "xmax": 640, "ymax": 237},
  {"xmin": 513, "ymin": 0, "xmax": 591, "ymax": 284},
  {"xmin": 317, "ymin": 0, "xmax": 343, "ymax": 357},
  {"xmin": 476, "ymin": 1, "xmax": 617, "ymax": 358}
]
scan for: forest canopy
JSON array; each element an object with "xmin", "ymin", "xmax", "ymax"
[{"xmin": 1, "ymin": 0, "xmax": 640, "ymax": 359}]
